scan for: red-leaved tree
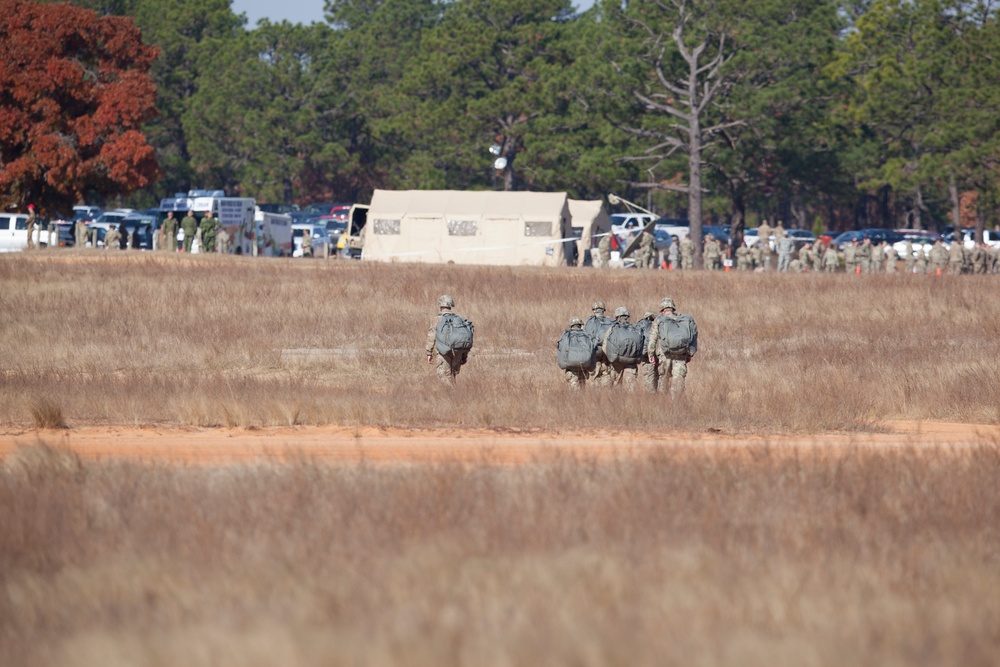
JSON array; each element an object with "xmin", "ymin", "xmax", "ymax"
[{"xmin": 0, "ymin": 0, "xmax": 160, "ymax": 214}]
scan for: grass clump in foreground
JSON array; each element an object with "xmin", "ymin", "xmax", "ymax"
[
  {"xmin": 3, "ymin": 252, "xmax": 1000, "ymax": 432},
  {"xmin": 1, "ymin": 443, "xmax": 999, "ymax": 666}
]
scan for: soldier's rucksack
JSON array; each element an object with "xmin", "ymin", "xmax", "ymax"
[
  {"xmin": 435, "ymin": 313, "xmax": 474, "ymax": 356},
  {"xmin": 557, "ymin": 329, "xmax": 597, "ymax": 372},
  {"xmin": 656, "ymin": 314, "xmax": 697, "ymax": 355},
  {"xmin": 584, "ymin": 314, "xmax": 615, "ymax": 361},
  {"xmin": 604, "ymin": 322, "xmax": 645, "ymax": 365}
]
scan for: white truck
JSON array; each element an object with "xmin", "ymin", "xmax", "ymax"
[{"xmin": 0, "ymin": 212, "xmax": 62, "ymax": 251}]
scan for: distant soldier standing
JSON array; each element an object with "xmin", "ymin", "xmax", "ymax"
[
  {"xmin": 199, "ymin": 211, "xmax": 219, "ymax": 253},
  {"xmin": 703, "ymin": 234, "xmax": 722, "ymax": 270},
  {"xmin": 647, "ymin": 297, "xmax": 698, "ymax": 401},
  {"xmin": 757, "ymin": 220, "xmax": 772, "ymax": 271},
  {"xmin": 750, "ymin": 242, "xmax": 763, "ymax": 270},
  {"xmin": 776, "ymin": 234, "xmax": 795, "ymax": 272},
  {"xmin": 162, "ymin": 211, "xmax": 178, "ymax": 252},
  {"xmin": 915, "ymin": 246, "xmax": 928, "ymax": 273},
  {"xmin": 680, "ymin": 235, "xmax": 694, "ymax": 270},
  {"xmin": 810, "ymin": 238, "xmax": 824, "ymax": 272},
  {"xmin": 668, "ymin": 237, "xmax": 679, "ymax": 270},
  {"xmin": 773, "ymin": 220, "xmax": 786, "ymax": 243},
  {"xmin": 902, "ymin": 239, "xmax": 915, "ymax": 273},
  {"xmin": 823, "ymin": 244, "xmax": 840, "ymax": 272},
  {"xmin": 596, "ymin": 233, "xmax": 611, "ymax": 268},
  {"xmin": 300, "ymin": 226, "xmax": 313, "ymax": 257},
  {"xmin": 929, "ymin": 239, "xmax": 948, "ymax": 274},
  {"xmin": 735, "ymin": 241, "xmax": 752, "ymax": 271},
  {"xmin": 25, "ymin": 204, "xmax": 36, "ymax": 250},
  {"xmin": 870, "ymin": 241, "xmax": 885, "ymax": 273},
  {"xmin": 75, "ymin": 217, "xmax": 88, "ymax": 248},
  {"xmin": 104, "ymin": 225, "xmax": 120, "ymax": 250},
  {"xmin": 857, "ymin": 238, "xmax": 873, "ymax": 273},
  {"xmin": 426, "ymin": 295, "xmax": 473, "ymax": 386},
  {"xmin": 843, "ymin": 240, "xmax": 858, "ymax": 273},
  {"xmin": 216, "ymin": 226, "xmax": 230, "ymax": 254},
  {"xmin": 884, "ymin": 245, "xmax": 898, "ymax": 273},
  {"xmin": 638, "ymin": 229, "xmax": 656, "ymax": 269},
  {"xmin": 798, "ymin": 243, "xmax": 811, "ymax": 272},
  {"xmin": 181, "ymin": 210, "xmax": 198, "ymax": 253},
  {"xmin": 948, "ymin": 238, "xmax": 965, "ymax": 274}
]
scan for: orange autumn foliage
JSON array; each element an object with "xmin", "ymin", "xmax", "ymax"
[{"xmin": 0, "ymin": 0, "xmax": 161, "ymax": 212}]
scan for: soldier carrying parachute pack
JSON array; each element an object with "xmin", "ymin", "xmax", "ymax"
[
  {"xmin": 426, "ymin": 294, "xmax": 474, "ymax": 385},
  {"xmin": 602, "ymin": 306, "xmax": 642, "ymax": 391},
  {"xmin": 583, "ymin": 300, "xmax": 615, "ymax": 386},
  {"xmin": 557, "ymin": 317, "xmax": 596, "ymax": 389}
]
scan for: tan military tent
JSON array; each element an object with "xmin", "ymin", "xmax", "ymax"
[
  {"xmin": 567, "ymin": 199, "xmax": 612, "ymax": 267},
  {"xmin": 361, "ymin": 190, "xmax": 575, "ymax": 266}
]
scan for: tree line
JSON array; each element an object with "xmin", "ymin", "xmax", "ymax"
[{"xmin": 5, "ymin": 0, "xmax": 999, "ymax": 245}]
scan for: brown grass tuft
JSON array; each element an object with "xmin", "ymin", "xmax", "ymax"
[{"xmin": 29, "ymin": 398, "xmax": 66, "ymax": 429}]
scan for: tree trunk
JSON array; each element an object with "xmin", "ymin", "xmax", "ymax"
[
  {"xmin": 949, "ymin": 173, "xmax": 961, "ymax": 231},
  {"xmin": 729, "ymin": 184, "xmax": 745, "ymax": 258},
  {"xmin": 688, "ymin": 59, "xmax": 703, "ymax": 269}
]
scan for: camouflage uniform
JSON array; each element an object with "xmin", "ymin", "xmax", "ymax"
[
  {"xmin": 749, "ymin": 244, "xmax": 763, "ymax": 270},
  {"xmin": 668, "ymin": 239, "xmax": 679, "ymax": 270},
  {"xmin": 559, "ymin": 318, "xmax": 588, "ymax": 390},
  {"xmin": 929, "ymin": 241, "xmax": 948, "ymax": 274},
  {"xmin": 798, "ymin": 244, "xmax": 811, "ymax": 271},
  {"xmin": 104, "ymin": 226, "xmax": 120, "ymax": 250},
  {"xmin": 647, "ymin": 297, "xmax": 698, "ymax": 401},
  {"xmin": 857, "ymin": 239, "xmax": 872, "ymax": 274},
  {"xmin": 823, "ymin": 246, "xmax": 839, "ymax": 272},
  {"xmin": 181, "ymin": 212, "xmax": 198, "ymax": 253},
  {"xmin": 199, "ymin": 213, "xmax": 220, "ymax": 253},
  {"xmin": 638, "ymin": 230, "xmax": 656, "ymax": 269},
  {"xmin": 776, "ymin": 236, "xmax": 795, "ymax": 272},
  {"xmin": 300, "ymin": 227, "xmax": 313, "ymax": 257},
  {"xmin": 680, "ymin": 236, "xmax": 694, "ymax": 270},
  {"xmin": 902, "ymin": 240, "xmax": 915, "ymax": 273},
  {"xmin": 757, "ymin": 221, "xmax": 772, "ymax": 271},
  {"xmin": 870, "ymin": 242, "xmax": 884, "ymax": 273},
  {"xmin": 972, "ymin": 244, "xmax": 989, "ymax": 274},
  {"xmin": 584, "ymin": 301, "xmax": 613, "ymax": 387},
  {"xmin": 425, "ymin": 295, "xmax": 468, "ymax": 386},
  {"xmin": 915, "ymin": 247, "xmax": 928, "ymax": 273},
  {"xmin": 602, "ymin": 307, "xmax": 639, "ymax": 392},
  {"xmin": 884, "ymin": 245, "xmax": 897, "ymax": 273},
  {"xmin": 638, "ymin": 312, "xmax": 658, "ymax": 393},
  {"xmin": 790, "ymin": 258, "xmax": 804, "ymax": 273},
  {"xmin": 216, "ymin": 227, "xmax": 230, "ymax": 254},
  {"xmin": 844, "ymin": 241, "xmax": 858, "ymax": 273},
  {"xmin": 735, "ymin": 243, "xmax": 752, "ymax": 271},
  {"xmin": 948, "ymin": 241, "xmax": 965, "ymax": 274},
  {"xmin": 703, "ymin": 235, "xmax": 722, "ymax": 270},
  {"xmin": 162, "ymin": 212, "xmax": 178, "ymax": 252},
  {"xmin": 596, "ymin": 234, "xmax": 611, "ymax": 268},
  {"xmin": 810, "ymin": 239, "xmax": 824, "ymax": 272}
]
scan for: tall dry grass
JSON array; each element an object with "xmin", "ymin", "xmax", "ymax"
[
  {"xmin": 1, "ymin": 443, "xmax": 998, "ymax": 666},
  {"xmin": 2, "ymin": 252, "xmax": 999, "ymax": 432}
]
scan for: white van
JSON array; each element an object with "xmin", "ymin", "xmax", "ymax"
[{"xmin": 0, "ymin": 213, "xmax": 53, "ymax": 251}]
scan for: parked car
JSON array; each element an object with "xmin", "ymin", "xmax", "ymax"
[
  {"xmin": 892, "ymin": 229, "xmax": 942, "ymax": 258},
  {"xmin": 258, "ymin": 203, "xmax": 300, "ymax": 215},
  {"xmin": 610, "ymin": 212, "xmax": 656, "ymax": 237},
  {"xmin": 944, "ymin": 228, "xmax": 1000, "ymax": 250},
  {"xmin": 291, "ymin": 223, "xmax": 330, "ymax": 257},
  {"xmin": 831, "ymin": 228, "xmax": 904, "ymax": 249},
  {"xmin": 115, "ymin": 212, "xmax": 156, "ymax": 249},
  {"xmin": 72, "ymin": 205, "xmax": 102, "ymax": 223}
]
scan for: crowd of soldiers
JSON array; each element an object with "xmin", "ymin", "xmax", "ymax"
[
  {"xmin": 592, "ymin": 219, "xmax": 1000, "ymax": 274},
  {"xmin": 98, "ymin": 209, "xmax": 231, "ymax": 253}
]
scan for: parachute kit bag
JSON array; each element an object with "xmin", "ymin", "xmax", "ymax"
[
  {"xmin": 435, "ymin": 313, "xmax": 475, "ymax": 356},
  {"xmin": 557, "ymin": 329, "xmax": 597, "ymax": 372},
  {"xmin": 584, "ymin": 315, "xmax": 615, "ymax": 361},
  {"xmin": 657, "ymin": 314, "xmax": 697, "ymax": 355},
  {"xmin": 605, "ymin": 322, "xmax": 645, "ymax": 364}
]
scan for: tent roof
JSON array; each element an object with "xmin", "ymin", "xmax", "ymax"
[{"xmin": 369, "ymin": 190, "xmax": 569, "ymax": 219}]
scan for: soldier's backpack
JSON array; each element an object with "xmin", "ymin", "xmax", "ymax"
[
  {"xmin": 435, "ymin": 313, "xmax": 475, "ymax": 356},
  {"xmin": 557, "ymin": 329, "xmax": 597, "ymax": 372},
  {"xmin": 656, "ymin": 314, "xmax": 697, "ymax": 355},
  {"xmin": 604, "ymin": 322, "xmax": 645, "ymax": 365},
  {"xmin": 584, "ymin": 314, "xmax": 615, "ymax": 361}
]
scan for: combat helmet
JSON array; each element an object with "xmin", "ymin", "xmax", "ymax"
[
  {"xmin": 660, "ymin": 296, "xmax": 676, "ymax": 311},
  {"xmin": 642, "ymin": 311, "xmax": 655, "ymax": 320},
  {"xmin": 591, "ymin": 300, "xmax": 606, "ymax": 312},
  {"xmin": 569, "ymin": 317, "xmax": 583, "ymax": 327},
  {"xmin": 438, "ymin": 294, "xmax": 455, "ymax": 309},
  {"xmin": 614, "ymin": 306, "xmax": 630, "ymax": 319}
]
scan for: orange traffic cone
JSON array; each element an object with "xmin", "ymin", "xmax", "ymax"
[
  {"xmin": 855, "ymin": 265, "xmax": 861, "ymax": 275},
  {"xmin": 936, "ymin": 267, "xmax": 942, "ymax": 276},
  {"xmin": 724, "ymin": 264, "xmax": 730, "ymax": 272}
]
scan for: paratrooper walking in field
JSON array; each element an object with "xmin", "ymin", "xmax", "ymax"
[
  {"xmin": 647, "ymin": 297, "xmax": 698, "ymax": 401},
  {"xmin": 162, "ymin": 211, "xmax": 178, "ymax": 252},
  {"xmin": 776, "ymin": 234, "xmax": 795, "ymax": 272},
  {"xmin": 557, "ymin": 317, "xmax": 592, "ymax": 390},
  {"xmin": 181, "ymin": 210, "xmax": 198, "ymax": 253},
  {"xmin": 199, "ymin": 211, "xmax": 219, "ymax": 254},
  {"xmin": 703, "ymin": 234, "xmax": 722, "ymax": 270},
  {"xmin": 584, "ymin": 300, "xmax": 614, "ymax": 387},
  {"xmin": 602, "ymin": 307, "xmax": 642, "ymax": 392},
  {"xmin": 680, "ymin": 236, "xmax": 694, "ymax": 270},
  {"xmin": 426, "ymin": 295, "xmax": 473, "ymax": 386}
]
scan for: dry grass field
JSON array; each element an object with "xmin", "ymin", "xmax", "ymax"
[{"xmin": 2, "ymin": 251, "xmax": 1000, "ymax": 666}]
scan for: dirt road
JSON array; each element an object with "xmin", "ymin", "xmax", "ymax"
[{"xmin": 1, "ymin": 420, "xmax": 997, "ymax": 465}]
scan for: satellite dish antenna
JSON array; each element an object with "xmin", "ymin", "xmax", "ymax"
[
  {"xmin": 489, "ymin": 144, "xmax": 502, "ymax": 155},
  {"xmin": 493, "ymin": 157, "xmax": 508, "ymax": 170}
]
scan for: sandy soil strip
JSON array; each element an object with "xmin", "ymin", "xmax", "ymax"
[{"xmin": 0, "ymin": 420, "xmax": 997, "ymax": 465}]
